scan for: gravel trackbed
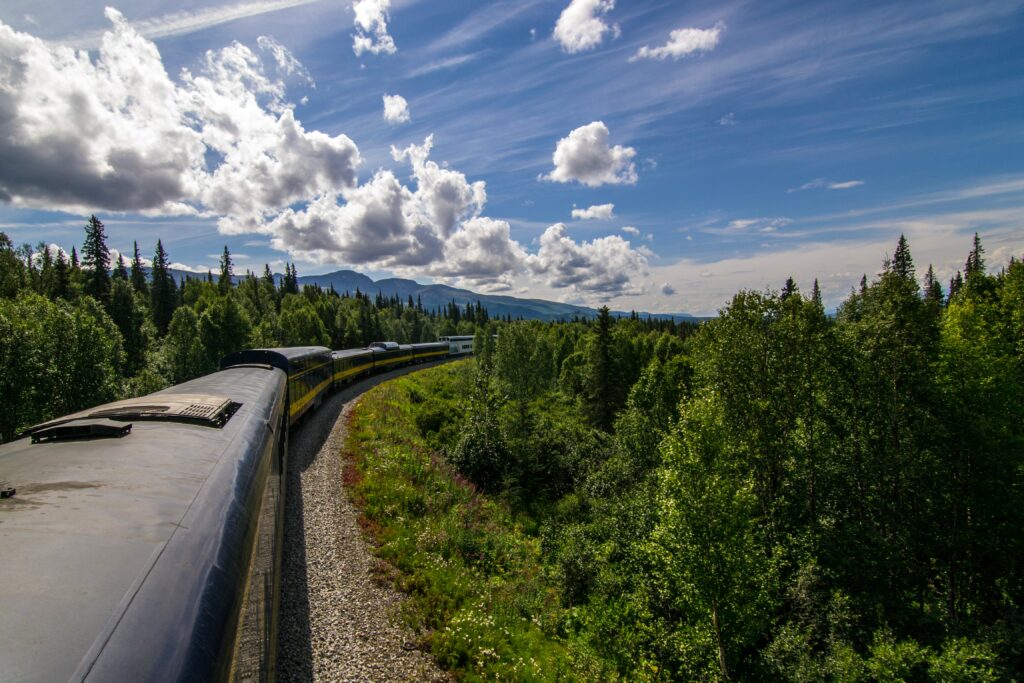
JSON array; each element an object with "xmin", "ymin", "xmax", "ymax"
[{"xmin": 277, "ymin": 363, "xmax": 449, "ymax": 682}]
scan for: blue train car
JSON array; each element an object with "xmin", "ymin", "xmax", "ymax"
[
  {"xmin": 0, "ymin": 365, "xmax": 288, "ymax": 681},
  {"xmin": 221, "ymin": 346, "xmax": 332, "ymax": 427}
]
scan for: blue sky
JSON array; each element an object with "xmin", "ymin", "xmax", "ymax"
[{"xmin": 0, "ymin": 0, "xmax": 1021, "ymax": 314}]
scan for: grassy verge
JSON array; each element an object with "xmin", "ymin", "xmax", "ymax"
[{"xmin": 342, "ymin": 361, "xmax": 574, "ymax": 681}]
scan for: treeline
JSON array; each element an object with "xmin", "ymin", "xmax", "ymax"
[
  {"xmin": 421, "ymin": 234, "xmax": 1023, "ymax": 680},
  {"xmin": 0, "ymin": 216, "xmax": 497, "ymax": 442}
]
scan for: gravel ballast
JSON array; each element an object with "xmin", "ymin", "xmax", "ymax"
[{"xmin": 277, "ymin": 363, "xmax": 449, "ymax": 682}]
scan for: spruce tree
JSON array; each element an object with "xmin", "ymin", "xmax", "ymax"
[
  {"xmin": 965, "ymin": 232, "xmax": 986, "ymax": 284},
  {"xmin": 781, "ymin": 277, "xmax": 798, "ymax": 300},
  {"xmin": 218, "ymin": 245, "xmax": 233, "ymax": 294},
  {"xmin": 52, "ymin": 249, "xmax": 70, "ymax": 300},
  {"xmin": 81, "ymin": 215, "xmax": 111, "ymax": 304},
  {"xmin": 130, "ymin": 241, "xmax": 148, "ymax": 295},
  {"xmin": 891, "ymin": 233, "xmax": 915, "ymax": 281},
  {"xmin": 924, "ymin": 264, "xmax": 943, "ymax": 304},
  {"xmin": 586, "ymin": 306, "xmax": 615, "ymax": 430},
  {"xmin": 811, "ymin": 278, "xmax": 823, "ymax": 308},
  {"xmin": 113, "ymin": 253, "xmax": 128, "ymax": 281},
  {"xmin": 151, "ymin": 240, "xmax": 176, "ymax": 335}
]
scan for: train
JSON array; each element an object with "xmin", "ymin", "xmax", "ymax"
[{"xmin": 0, "ymin": 337, "xmax": 473, "ymax": 682}]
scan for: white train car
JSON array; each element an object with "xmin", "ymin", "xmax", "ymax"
[{"xmin": 440, "ymin": 335, "xmax": 475, "ymax": 355}]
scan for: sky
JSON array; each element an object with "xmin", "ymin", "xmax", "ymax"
[{"xmin": 0, "ymin": 0, "xmax": 1022, "ymax": 315}]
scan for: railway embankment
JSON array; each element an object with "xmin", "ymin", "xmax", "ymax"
[{"xmin": 278, "ymin": 361, "xmax": 452, "ymax": 682}]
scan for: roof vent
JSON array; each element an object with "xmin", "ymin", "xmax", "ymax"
[{"xmin": 22, "ymin": 395, "xmax": 241, "ymax": 440}]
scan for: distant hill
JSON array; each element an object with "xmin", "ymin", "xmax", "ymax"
[
  {"xmin": 162, "ymin": 266, "xmax": 701, "ymax": 322},
  {"xmin": 296, "ymin": 269, "xmax": 703, "ymax": 323}
]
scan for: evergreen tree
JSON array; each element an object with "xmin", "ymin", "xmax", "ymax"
[
  {"xmin": 113, "ymin": 253, "xmax": 128, "ymax": 281},
  {"xmin": 150, "ymin": 240, "xmax": 176, "ymax": 335},
  {"xmin": 924, "ymin": 264, "xmax": 944, "ymax": 304},
  {"xmin": 70, "ymin": 246, "xmax": 79, "ymax": 269},
  {"xmin": 965, "ymin": 232, "xmax": 985, "ymax": 283},
  {"xmin": 781, "ymin": 277, "xmax": 799, "ymax": 300},
  {"xmin": 949, "ymin": 271, "xmax": 964, "ymax": 301},
  {"xmin": 81, "ymin": 215, "xmax": 111, "ymax": 304},
  {"xmin": 811, "ymin": 278, "xmax": 823, "ymax": 308},
  {"xmin": 130, "ymin": 241, "xmax": 148, "ymax": 295},
  {"xmin": 218, "ymin": 245, "xmax": 233, "ymax": 294},
  {"xmin": 586, "ymin": 306, "xmax": 615, "ymax": 430},
  {"xmin": 52, "ymin": 249, "xmax": 70, "ymax": 300},
  {"xmin": 892, "ymin": 233, "xmax": 915, "ymax": 281}
]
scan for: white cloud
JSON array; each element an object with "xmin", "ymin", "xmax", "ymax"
[
  {"xmin": 266, "ymin": 136, "xmax": 519, "ymax": 290},
  {"xmin": 621, "ymin": 225, "xmax": 640, "ymax": 236},
  {"xmin": 0, "ymin": 11, "xmax": 360, "ymax": 234},
  {"xmin": 382, "ymin": 93, "xmax": 410, "ymax": 124},
  {"xmin": 429, "ymin": 217, "xmax": 528, "ymax": 291},
  {"xmin": 790, "ymin": 178, "xmax": 865, "ymax": 192},
  {"xmin": 527, "ymin": 223, "xmax": 648, "ymax": 297},
  {"xmin": 631, "ymin": 23, "xmax": 723, "ymax": 62},
  {"xmin": 719, "ymin": 112, "xmax": 736, "ymax": 126},
  {"xmin": 715, "ymin": 217, "xmax": 792, "ymax": 234},
  {"xmin": 352, "ymin": 0, "xmax": 397, "ymax": 56},
  {"xmin": 257, "ymin": 35, "xmax": 313, "ymax": 85},
  {"xmin": 553, "ymin": 0, "xmax": 618, "ymax": 54},
  {"xmin": 542, "ymin": 121, "xmax": 637, "ymax": 187},
  {"xmin": 63, "ymin": 0, "xmax": 324, "ymax": 49},
  {"xmin": 572, "ymin": 203, "xmax": 615, "ymax": 220},
  {"xmin": 390, "ymin": 135, "xmax": 487, "ymax": 238}
]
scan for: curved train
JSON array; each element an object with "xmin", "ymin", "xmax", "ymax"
[{"xmin": 0, "ymin": 336, "xmax": 474, "ymax": 682}]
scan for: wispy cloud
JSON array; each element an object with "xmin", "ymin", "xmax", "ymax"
[
  {"xmin": 789, "ymin": 178, "xmax": 865, "ymax": 192},
  {"xmin": 406, "ymin": 52, "xmax": 485, "ymax": 78},
  {"xmin": 63, "ymin": 0, "xmax": 326, "ymax": 48}
]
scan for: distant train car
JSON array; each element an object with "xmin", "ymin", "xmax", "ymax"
[
  {"xmin": 411, "ymin": 341, "xmax": 449, "ymax": 363},
  {"xmin": 440, "ymin": 335, "xmax": 475, "ymax": 355},
  {"xmin": 221, "ymin": 346, "xmax": 332, "ymax": 427},
  {"xmin": 331, "ymin": 348, "xmax": 375, "ymax": 388},
  {"xmin": 0, "ymin": 364, "xmax": 288, "ymax": 681},
  {"xmin": 369, "ymin": 341, "xmax": 414, "ymax": 371}
]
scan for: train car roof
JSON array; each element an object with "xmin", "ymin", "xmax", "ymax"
[
  {"xmin": 410, "ymin": 342, "xmax": 448, "ymax": 349},
  {"xmin": 0, "ymin": 365, "xmax": 286, "ymax": 681},
  {"xmin": 440, "ymin": 335, "xmax": 474, "ymax": 341},
  {"xmin": 332, "ymin": 348, "xmax": 374, "ymax": 359},
  {"xmin": 220, "ymin": 346, "xmax": 331, "ymax": 372}
]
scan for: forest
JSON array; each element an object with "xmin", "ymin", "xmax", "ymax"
[
  {"xmin": 344, "ymin": 233, "xmax": 1023, "ymax": 681},
  {"xmin": 2, "ymin": 216, "xmax": 1021, "ymax": 680}
]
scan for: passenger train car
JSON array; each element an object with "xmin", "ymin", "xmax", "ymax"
[
  {"xmin": 440, "ymin": 335, "xmax": 475, "ymax": 355},
  {"xmin": 220, "ymin": 347, "xmax": 333, "ymax": 427},
  {"xmin": 0, "ymin": 364, "xmax": 288, "ymax": 681},
  {"xmin": 0, "ymin": 337, "xmax": 470, "ymax": 681}
]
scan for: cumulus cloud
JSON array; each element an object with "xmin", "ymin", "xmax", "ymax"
[
  {"xmin": 660, "ymin": 282, "xmax": 676, "ymax": 296},
  {"xmin": 790, "ymin": 178, "xmax": 865, "ymax": 192},
  {"xmin": 631, "ymin": 23, "xmax": 724, "ymax": 61},
  {"xmin": 0, "ymin": 11, "xmax": 359, "ymax": 233},
  {"xmin": 542, "ymin": 121, "xmax": 637, "ymax": 187},
  {"xmin": 352, "ymin": 0, "xmax": 397, "ymax": 56},
  {"xmin": 527, "ymin": 223, "xmax": 648, "ymax": 297},
  {"xmin": 267, "ymin": 135, "xmax": 520, "ymax": 290},
  {"xmin": 571, "ymin": 203, "xmax": 615, "ymax": 220},
  {"xmin": 621, "ymin": 225, "xmax": 640, "ymax": 236},
  {"xmin": 382, "ymin": 93, "xmax": 410, "ymax": 124},
  {"xmin": 719, "ymin": 112, "xmax": 736, "ymax": 126},
  {"xmin": 554, "ymin": 0, "xmax": 618, "ymax": 54}
]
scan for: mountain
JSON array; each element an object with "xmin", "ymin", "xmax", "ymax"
[
  {"xmin": 296, "ymin": 269, "xmax": 702, "ymax": 322},
  {"xmin": 160, "ymin": 266, "xmax": 701, "ymax": 322}
]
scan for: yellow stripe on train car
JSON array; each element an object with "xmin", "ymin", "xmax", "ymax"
[
  {"xmin": 290, "ymin": 375, "xmax": 333, "ymax": 417},
  {"xmin": 333, "ymin": 362, "xmax": 374, "ymax": 382},
  {"xmin": 290, "ymin": 359, "xmax": 333, "ymax": 382}
]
